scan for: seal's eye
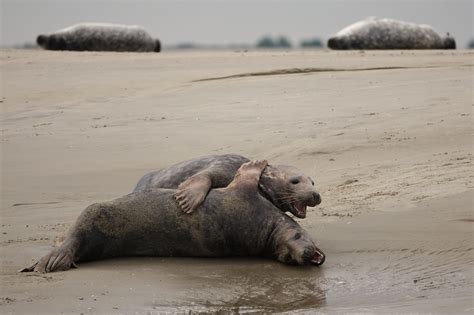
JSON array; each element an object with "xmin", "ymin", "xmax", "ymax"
[
  {"xmin": 294, "ymin": 233, "xmax": 301, "ymax": 240},
  {"xmin": 290, "ymin": 178, "xmax": 300, "ymax": 185}
]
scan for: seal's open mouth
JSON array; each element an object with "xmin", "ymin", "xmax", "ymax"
[
  {"xmin": 310, "ymin": 250, "xmax": 326, "ymax": 266},
  {"xmin": 290, "ymin": 201, "xmax": 307, "ymax": 218},
  {"xmin": 303, "ymin": 247, "xmax": 326, "ymax": 266}
]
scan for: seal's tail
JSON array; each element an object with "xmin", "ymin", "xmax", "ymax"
[{"xmin": 20, "ymin": 248, "xmax": 77, "ymax": 273}]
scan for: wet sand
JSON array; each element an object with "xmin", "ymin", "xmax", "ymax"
[{"xmin": 1, "ymin": 49, "xmax": 473, "ymax": 313}]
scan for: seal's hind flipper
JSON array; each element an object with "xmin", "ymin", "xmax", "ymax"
[
  {"xmin": 225, "ymin": 160, "xmax": 268, "ymax": 192},
  {"xmin": 20, "ymin": 248, "xmax": 76, "ymax": 273}
]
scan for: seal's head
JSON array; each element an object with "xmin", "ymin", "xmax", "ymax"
[
  {"xmin": 328, "ymin": 36, "xmax": 350, "ymax": 50},
  {"xmin": 37, "ymin": 34, "xmax": 66, "ymax": 50},
  {"xmin": 258, "ymin": 165, "xmax": 321, "ymax": 218},
  {"xmin": 328, "ymin": 36, "xmax": 366, "ymax": 50},
  {"xmin": 274, "ymin": 228, "xmax": 325, "ymax": 266},
  {"xmin": 36, "ymin": 35, "xmax": 48, "ymax": 48}
]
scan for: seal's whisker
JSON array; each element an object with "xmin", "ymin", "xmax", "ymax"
[
  {"xmin": 275, "ymin": 196, "xmax": 298, "ymax": 203},
  {"xmin": 275, "ymin": 195, "xmax": 297, "ymax": 199},
  {"xmin": 277, "ymin": 194, "xmax": 298, "ymax": 198},
  {"xmin": 275, "ymin": 192, "xmax": 297, "ymax": 198},
  {"xmin": 275, "ymin": 191, "xmax": 297, "ymax": 197},
  {"xmin": 275, "ymin": 194, "xmax": 298, "ymax": 200}
]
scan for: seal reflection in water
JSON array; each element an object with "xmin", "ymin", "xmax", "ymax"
[
  {"xmin": 21, "ymin": 161, "xmax": 325, "ymax": 273},
  {"xmin": 134, "ymin": 154, "xmax": 321, "ymax": 217},
  {"xmin": 328, "ymin": 17, "xmax": 456, "ymax": 50},
  {"xmin": 36, "ymin": 23, "xmax": 161, "ymax": 52}
]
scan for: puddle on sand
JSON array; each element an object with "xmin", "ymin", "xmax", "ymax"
[{"xmin": 143, "ymin": 259, "xmax": 327, "ymax": 313}]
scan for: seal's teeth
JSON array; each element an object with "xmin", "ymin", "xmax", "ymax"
[
  {"xmin": 294, "ymin": 202, "xmax": 307, "ymax": 216},
  {"xmin": 310, "ymin": 250, "xmax": 326, "ymax": 266}
]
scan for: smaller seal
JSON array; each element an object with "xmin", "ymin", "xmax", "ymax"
[
  {"xmin": 328, "ymin": 17, "xmax": 455, "ymax": 50},
  {"xmin": 37, "ymin": 23, "xmax": 161, "ymax": 52},
  {"xmin": 134, "ymin": 154, "xmax": 321, "ymax": 217}
]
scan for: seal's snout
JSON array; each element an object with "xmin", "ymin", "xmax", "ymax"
[
  {"xmin": 287, "ymin": 190, "xmax": 321, "ymax": 218},
  {"xmin": 305, "ymin": 191, "xmax": 321, "ymax": 207},
  {"xmin": 312, "ymin": 191, "xmax": 322, "ymax": 206},
  {"xmin": 36, "ymin": 35, "xmax": 48, "ymax": 47},
  {"xmin": 311, "ymin": 250, "xmax": 325, "ymax": 266},
  {"xmin": 328, "ymin": 37, "xmax": 345, "ymax": 49},
  {"xmin": 327, "ymin": 37, "xmax": 337, "ymax": 49},
  {"xmin": 303, "ymin": 247, "xmax": 325, "ymax": 266}
]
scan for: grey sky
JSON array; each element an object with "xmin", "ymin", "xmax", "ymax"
[{"xmin": 2, "ymin": 0, "xmax": 473, "ymax": 48}]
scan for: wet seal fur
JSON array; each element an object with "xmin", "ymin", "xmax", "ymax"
[
  {"xmin": 134, "ymin": 154, "xmax": 321, "ymax": 217},
  {"xmin": 37, "ymin": 23, "xmax": 161, "ymax": 52},
  {"xmin": 21, "ymin": 161, "xmax": 325, "ymax": 273},
  {"xmin": 328, "ymin": 17, "xmax": 456, "ymax": 50}
]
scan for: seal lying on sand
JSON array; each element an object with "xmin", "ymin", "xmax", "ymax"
[
  {"xmin": 134, "ymin": 154, "xmax": 321, "ymax": 217},
  {"xmin": 21, "ymin": 161, "xmax": 325, "ymax": 273},
  {"xmin": 328, "ymin": 17, "xmax": 456, "ymax": 50},
  {"xmin": 37, "ymin": 23, "xmax": 161, "ymax": 52}
]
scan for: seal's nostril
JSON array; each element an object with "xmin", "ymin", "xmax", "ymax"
[{"xmin": 313, "ymin": 192, "xmax": 321, "ymax": 205}]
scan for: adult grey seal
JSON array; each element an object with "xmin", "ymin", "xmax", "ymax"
[
  {"xmin": 36, "ymin": 23, "xmax": 161, "ymax": 52},
  {"xmin": 328, "ymin": 17, "xmax": 455, "ymax": 50},
  {"xmin": 21, "ymin": 160, "xmax": 325, "ymax": 273},
  {"xmin": 134, "ymin": 154, "xmax": 321, "ymax": 217}
]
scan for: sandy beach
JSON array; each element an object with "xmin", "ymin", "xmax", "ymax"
[{"xmin": 1, "ymin": 49, "xmax": 472, "ymax": 313}]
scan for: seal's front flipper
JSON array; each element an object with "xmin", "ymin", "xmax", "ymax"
[
  {"xmin": 174, "ymin": 173, "xmax": 212, "ymax": 214},
  {"xmin": 20, "ymin": 247, "xmax": 76, "ymax": 273},
  {"xmin": 225, "ymin": 160, "xmax": 268, "ymax": 192}
]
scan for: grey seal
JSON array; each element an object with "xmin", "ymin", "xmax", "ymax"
[
  {"xmin": 37, "ymin": 23, "xmax": 161, "ymax": 52},
  {"xmin": 134, "ymin": 154, "xmax": 321, "ymax": 217},
  {"xmin": 328, "ymin": 17, "xmax": 455, "ymax": 50},
  {"xmin": 21, "ymin": 160, "xmax": 325, "ymax": 273}
]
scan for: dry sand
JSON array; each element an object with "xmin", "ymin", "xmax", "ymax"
[{"xmin": 0, "ymin": 49, "xmax": 472, "ymax": 313}]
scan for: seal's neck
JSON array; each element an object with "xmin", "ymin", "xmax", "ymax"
[
  {"xmin": 257, "ymin": 182, "xmax": 273, "ymax": 203},
  {"xmin": 263, "ymin": 214, "xmax": 298, "ymax": 257},
  {"xmin": 257, "ymin": 169, "xmax": 285, "ymax": 213}
]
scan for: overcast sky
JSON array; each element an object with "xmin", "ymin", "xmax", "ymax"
[{"xmin": 2, "ymin": 0, "xmax": 473, "ymax": 48}]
